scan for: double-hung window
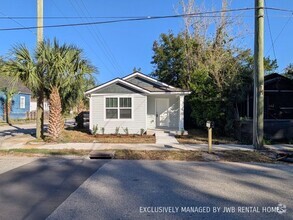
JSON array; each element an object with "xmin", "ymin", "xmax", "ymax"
[
  {"xmin": 119, "ymin": 97, "xmax": 132, "ymax": 119},
  {"xmin": 20, "ymin": 96, "xmax": 25, "ymax": 109},
  {"xmin": 106, "ymin": 97, "xmax": 132, "ymax": 119}
]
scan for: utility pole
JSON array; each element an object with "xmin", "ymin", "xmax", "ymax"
[
  {"xmin": 36, "ymin": 0, "xmax": 44, "ymax": 139},
  {"xmin": 253, "ymin": 0, "xmax": 264, "ymax": 149},
  {"xmin": 37, "ymin": 0, "xmax": 43, "ymax": 43}
]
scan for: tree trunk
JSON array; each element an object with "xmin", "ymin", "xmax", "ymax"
[
  {"xmin": 36, "ymin": 89, "xmax": 44, "ymax": 139},
  {"xmin": 48, "ymin": 87, "xmax": 63, "ymax": 140},
  {"xmin": 5, "ymin": 100, "xmax": 11, "ymax": 125}
]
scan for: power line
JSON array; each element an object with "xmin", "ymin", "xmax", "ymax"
[
  {"xmin": 0, "ymin": 16, "xmax": 147, "ymax": 19},
  {"xmin": 264, "ymin": 0, "xmax": 277, "ymax": 60},
  {"xmin": 0, "ymin": 6, "xmax": 291, "ymax": 20},
  {"xmin": 266, "ymin": 14, "xmax": 293, "ymax": 55},
  {"xmin": 264, "ymin": 7, "xmax": 293, "ymax": 13},
  {"xmin": 78, "ymin": 0, "xmax": 124, "ymax": 75},
  {"xmin": 68, "ymin": 0, "xmax": 122, "ymax": 76},
  {"xmin": 1, "ymin": 15, "xmax": 293, "ymax": 19},
  {"xmin": 0, "ymin": 6, "xmax": 291, "ymax": 32},
  {"xmin": 0, "ymin": 7, "xmax": 259, "ymax": 31},
  {"xmin": 52, "ymin": 0, "xmax": 116, "ymax": 77},
  {"xmin": 0, "ymin": 11, "xmax": 36, "ymax": 35}
]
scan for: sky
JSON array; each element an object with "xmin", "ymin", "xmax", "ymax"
[{"xmin": 0, "ymin": 0, "xmax": 292, "ymax": 84}]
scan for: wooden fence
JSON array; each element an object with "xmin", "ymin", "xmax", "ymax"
[{"xmin": 26, "ymin": 111, "xmax": 49, "ymax": 120}]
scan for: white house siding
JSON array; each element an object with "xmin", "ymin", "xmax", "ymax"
[
  {"xmin": 90, "ymin": 94, "xmax": 147, "ymax": 134},
  {"xmin": 147, "ymin": 95, "xmax": 179, "ymax": 129}
]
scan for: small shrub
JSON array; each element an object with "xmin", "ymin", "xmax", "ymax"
[
  {"xmin": 123, "ymin": 127, "xmax": 129, "ymax": 135},
  {"xmin": 140, "ymin": 128, "xmax": 145, "ymax": 136},
  {"xmin": 92, "ymin": 124, "xmax": 98, "ymax": 135},
  {"xmin": 115, "ymin": 127, "xmax": 120, "ymax": 135},
  {"xmin": 101, "ymin": 127, "xmax": 105, "ymax": 135}
]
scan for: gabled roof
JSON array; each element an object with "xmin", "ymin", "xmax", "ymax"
[
  {"xmin": 0, "ymin": 75, "xmax": 31, "ymax": 94},
  {"xmin": 85, "ymin": 78, "xmax": 151, "ymax": 95},
  {"xmin": 264, "ymin": 73, "xmax": 293, "ymax": 90},
  {"xmin": 123, "ymin": 71, "xmax": 175, "ymax": 89},
  {"xmin": 85, "ymin": 72, "xmax": 191, "ymax": 95}
]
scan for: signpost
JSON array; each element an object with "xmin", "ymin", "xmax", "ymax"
[{"xmin": 206, "ymin": 121, "xmax": 214, "ymax": 153}]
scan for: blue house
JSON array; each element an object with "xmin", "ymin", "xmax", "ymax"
[{"xmin": 0, "ymin": 76, "xmax": 31, "ymax": 121}]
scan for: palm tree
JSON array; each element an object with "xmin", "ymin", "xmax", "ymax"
[
  {"xmin": 4, "ymin": 44, "xmax": 44, "ymax": 139},
  {"xmin": 4, "ymin": 39, "xmax": 96, "ymax": 140},
  {"xmin": 38, "ymin": 39, "xmax": 95, "ymax": 140}
]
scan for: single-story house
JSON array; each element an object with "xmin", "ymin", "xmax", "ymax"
[
  {"xmin": 0, "ymin": 76, "xmax": 31, "ymax": 120},
  {"xmin": 238, "ymin": 73, "xmax": 293, "ymax": 141},
  {"xmin": 85, "ymin": 71, "xmax": 191, "ymax": 134},
  {"xmin": 241, "ymin": 73, "xmax": 293, "ymax": 119}
]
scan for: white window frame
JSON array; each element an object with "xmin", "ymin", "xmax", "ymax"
[
  {"xmin": 20, "ymin": 96, "xmax": 26, "ymax": 109},
  {"xmin": 105, "ymin": 97, "xmax": 119, "ymax": 119},
  {"xmin": 104, "ymin": 96, "xmax": 133, "ymax": 120}
]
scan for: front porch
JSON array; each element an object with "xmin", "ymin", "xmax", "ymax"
[{"xmin": 146, "ymin": 94, "xmax": 186, "ymax": 132}]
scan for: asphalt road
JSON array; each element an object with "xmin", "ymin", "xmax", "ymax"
[
  {"xmin": 0, "ymin": 156, "xmax": 108, "ymax": 220},
  {"xmin": 47, "ymin": 160, "xmax": 293, "ymax": 220},
  {"xmin": 0, "ymin": 157, "xmax": 291, "ymax": 220}
]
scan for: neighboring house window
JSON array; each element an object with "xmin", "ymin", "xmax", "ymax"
[
  {"xmin": 105, "ymin": 97, "xmax": 132, "ymax": 119},
  {"xmin": 20, "ymin": 96, "xmax": 25, "ymax": 109}
]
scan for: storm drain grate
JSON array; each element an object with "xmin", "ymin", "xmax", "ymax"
[{"xmin": 89, "ymin": 151, "xmax": 115, "ymax": 159}]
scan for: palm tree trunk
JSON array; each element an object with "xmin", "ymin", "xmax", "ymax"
[
  {"xmin": 4, "ymin": 91, "xmax": 12, "ymax": 125},
  {"xmin": 48, "ymin": 86, "xmax": 63, "ymax": 140},
  {"xmin": 36, "ymin": 89, "xmax": 44, "ymax": 139},
  {"xmin": 5, "ymin": 100, "xmax": 11, "ymax": 125}
]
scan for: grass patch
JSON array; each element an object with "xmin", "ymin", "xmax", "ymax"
[
  {"xmin": 176, "ymin": 129, "xmax": 239, "ymax": 144},
  {"xmin": 0, "ymin": 148, "xmax": 91, "ymax": 157},
  {"xmin": 44, "ymin": 129, "xmax": 155, "ymax": 144},
  {"xmin": 0, "ymin": 149, "xmax": 276, "ymax": 163}
]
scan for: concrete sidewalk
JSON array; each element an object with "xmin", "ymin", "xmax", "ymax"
[
  {"xmin": 3, "ymin": 140, "xmax": 255, "ymax": 151},
  {"xmin": 0, "ymin": 132, "xmax": 292, "ymax": 152}
]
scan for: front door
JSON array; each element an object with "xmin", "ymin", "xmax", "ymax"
[{"xmin": 155, "ymin": 98, "xmax": 169, "ymax": 127}]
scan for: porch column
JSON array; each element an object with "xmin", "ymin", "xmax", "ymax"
[
  {"xmin": 179, "ymin": 95, "xmax": 184, "ymax": 130},
  {"xmin": 89, "ymin": 96, "xmax": 92, "ymax": 132}
]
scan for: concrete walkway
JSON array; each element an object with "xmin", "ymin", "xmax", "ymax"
[{"xmin": 154, "ymin": 130, "xmax": 179, "ymax": 146}]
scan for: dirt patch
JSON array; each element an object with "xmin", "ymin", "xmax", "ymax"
[
  {"xmin": 114, "ymin": 150, "xmax": 205, "ymax": 161},
  {"xmin": 215, "ymin": 150, "xmax": 275, "ymax": 163},
  {"xmin": 44, "ymin": 130, "xmax": 156, "ymax": 144},
  {"xmin": 0, "ymin": 149, "xmax": 277, "ymax": 163}
]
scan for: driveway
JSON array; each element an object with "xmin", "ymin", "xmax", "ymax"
[{"xmin": 46, "ymin": 160, "xmax": 292, "ymax": 220}]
